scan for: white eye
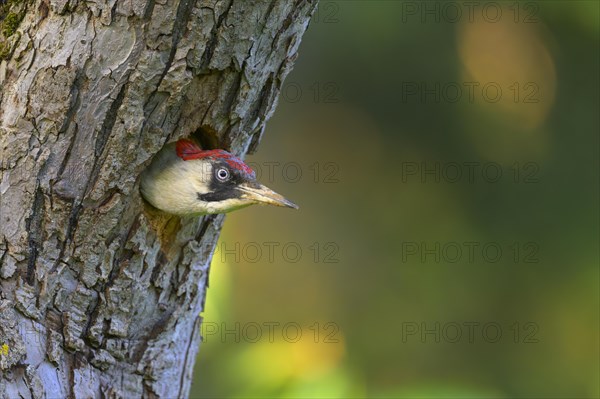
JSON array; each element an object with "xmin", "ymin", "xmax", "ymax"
[{"xmin": 216, "ymin": 167, "xmax": 230, "ymax": 181}]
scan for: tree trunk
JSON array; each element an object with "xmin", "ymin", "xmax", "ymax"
[{"xmin": 0, "ymin": 0, "xmax": 316, "ymax": 397}]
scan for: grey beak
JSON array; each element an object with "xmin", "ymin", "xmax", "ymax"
[{"xmin": 237, "ymin": 182, "xmax": 299, "ymax": 209}]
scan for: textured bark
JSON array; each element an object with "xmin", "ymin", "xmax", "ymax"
[{"xmin": 0, "ymin": 0, "xmax": 316, "ymax": 397}]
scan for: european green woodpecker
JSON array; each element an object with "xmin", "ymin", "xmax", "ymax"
[{"xmin": 140, "ymin": 139, "xmax": 298, "ymax": 215}]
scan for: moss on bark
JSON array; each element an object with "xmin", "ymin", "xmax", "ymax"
[{"xmin": 0, "ymin": 0, "xmax": 26, "ymax": 60}]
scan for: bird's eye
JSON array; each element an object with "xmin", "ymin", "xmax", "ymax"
[{"xmin": 216, "ymin": 167, "xmax": 230, "ymax": 182}]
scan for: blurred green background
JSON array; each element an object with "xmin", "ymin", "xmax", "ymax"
[{"xmin": 190, "ymin": 1, "xmax": 599, "ymax": 398}]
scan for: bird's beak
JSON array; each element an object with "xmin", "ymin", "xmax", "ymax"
[{"xmin": 237, "ymin": 182, "xmax": 299, "ymax": 209}]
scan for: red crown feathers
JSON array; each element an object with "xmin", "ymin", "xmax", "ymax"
[{"xmin": 175, "ymin": 139, "xmax": 256, "ymax": 178}]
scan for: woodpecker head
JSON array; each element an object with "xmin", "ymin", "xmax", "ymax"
[{"xmin": 140, "ymin": 139, "xmax": 298, "ymax": 215}]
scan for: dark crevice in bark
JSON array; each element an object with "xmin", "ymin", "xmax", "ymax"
[
  {"xmin": 142, "ymin": 91, "xmax": 169, "ymax": 127},
  {"xmin": 247, "ymin": 124, "xmax": 264, "ymax": 154},
  {"xmin": 141, "ymin": 0, "xmax": 194, "ymax": 138},
  {"xmin": 223, "ymin": 70, "xmax": 242, "ymax": 118},
  {"xmin": 258, "ymin": 74, "xmax": 274, "ymax": 119},
  {"xmin": 177, "ymin": 315, "xmax": 201, "ymax": 399},
  {"xmin": 95, "ymin": 81, "xmax": 128, "ymax": 158},
  {"xmin": 196, "ymin": 214, "xmax": 217, "ymax": 242},
  {"xmin": 246, "ymin": 74, "xmax": 274, "ymax": 152},
  {"xmin": 150, "ymin": 249, "xmax": 169, "ymax": 287},
  {"xmin": 272, "ymin": 2, "xmax": 298, "ymax": 50},
  {"xmin": 54, "ymin": 124, "xmax": 78, "ymax": 196},
  {"xmin": 25, "ymin": 183, "xmax": 45, "ymax": 285},
  {"xmin": 82, "ymin": 291, "xmax": 102, "ymax": 348},
  {"xmin": 0, "ymin": 236, "xmax": 8, "ymax": 268},
  {"xmin": 37, "ymin": 1, "xmax": 49, "ymax": 22},
  {"xmin": 143, "ymin": 0, "xmax": 156, "ymax": 21},
  {"xmin": 56, "ymin": 67, "xmax": 86, "ymax": 178},
  {"xmin": 81, "ymin": 214, "xmax": 138, "ymax": 348},
  {"xmin": 197, "ymin": 215, "xmax": 223, "ymax": 313},
  {"xmin": 170, "ymin": 0, "xmax": 194, "ymax": 59},
  {"xmin": 199, "ymin": 0, "xmax": 233, "ymax": 71},
  {"xmin": 131, "ymin": 306, "xmax": 175, "ymax": 363},
  {"xmin": 109, "ymin": 0, "xmax": 118, "ymax": 24},
  {"xmin": 95, "ymin": 187, "xmax": 123, "ymax": 209},
  {"xmin": 105, "ymin": 219, "xmax": 139, "ymax": 289},
  {"xmin": 66, "ymin": 353, "xmax": 75, "ymax": 399},
  {"xmin": 64, "ymin": 202, "xmax": 82, "ymax": 249},
  {"xmin": 151, "ymin": 0, "xmax": 195, "ymax": 96},
  {"xmin": 262, "ymin": 0, "xmax": 278, "ymax": 32}
]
